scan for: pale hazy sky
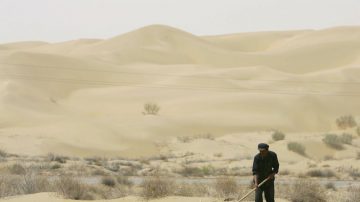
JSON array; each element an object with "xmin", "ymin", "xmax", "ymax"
[{"xmin": 1, "ymin": 0, "xmax": 359, "ymax": 43}]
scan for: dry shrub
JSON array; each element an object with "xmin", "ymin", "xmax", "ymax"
[
  {"xmin": 8, "ymin": 163, "xmax": 26, "ymax": 175},
  {"xmin": 323, "ymin": 134, "xmax": 344, "ymax": 150},
  {"xmin": 143, "ymin": 102, "xmax": 160, "ymax": 115},
  {"xmin": 47, "ymin": 153, "xmax": 68, "ymax": 164},
  {"xmin": 141, "ymin": 176, "xmax": 175, "ymax": 199},
  {"xmin": 336, "ymin": 115, "xmax": 357, "ymax": 129},
  {"xmin": 0, "ymin": 172, "xmax": 52, "ymax": 198},
  {"xmin": 0, "ymin": 149, "xmax": 7, "ymax": 158},
  {"xmin": 346, "ymin": 186, "xmax": 360, "ymax": 201},
  {"xmin": 116, "ymin": 175, "xmax": 133, "ymax": 187},
  {"xmin": 340, "ymin": 133, "xmax": 353, "ymax": 144},
  {"xmin": 306, "ymin": 169, "xmax": 336, "ymax": 178},
  {"xmin": 287, "ymin": 142, "xmax": 306, "ymax": 156},
  {"xmin": 348, "ymin": 168, "xmax": 360, "ymax": 179},
  {"xmin": 325, "ymin": 182, "xmax": 336, "ymax": 190},
  {"xmin": 272, "ymin": 130, "xmax": 285, "ymax": 141},
  {"xmin": 214, "ymin": 177, "xmax": 239, "ymax": 198},
  {"xmin": 55, "ymin": 175, "xmax": 94, "ymax": 200},
  {"xmin": 101, "ymin": 176, "xmax": 116, "ymax": 187},
  {"xmin": 0, "ymin": 175, "xmax": 22, "ymax": 197},
  {"xmin": 288, "ymin": 180, "xmax": 326, "ymax": 202},
  {"xmin": 20, "ymin": 172, "xmax": 53, "ymax": 194}
]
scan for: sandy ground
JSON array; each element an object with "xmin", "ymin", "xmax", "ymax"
[
  {"xmin": 0, "ymin": 193, "xmax": 290, "ymax": 202},
  {"xmin": 0, "ymin": 24, "xmax": 359, "ymax": 202},
  {"xmin": 0, "ymin": 25, "xmax": 359, "ymax": 158}
]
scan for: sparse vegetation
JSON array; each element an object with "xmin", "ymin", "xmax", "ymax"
[
  {"xmin": 357, "ymin": 127, "xmax": 360, "ymax": 136},
  {"xmin": 142, "ymin": 102, "xmax": 160, "ymax": 115},
  {"xmin": 272, "ymin": 130, "xmax": 285, "ymax": 141},
  {"xmin": 340, "ymin": 133, "xmax": 353, "ymax": 144},
  {"xmin": 47, "ymin": 153, "xmax": 68, "ymax": 164},
  {"xmin": 348, "ymin": 168, "xmax": 360, "ymax": 179},
  {"xmin": 325, "ymin": 182, "xmax": 336, "ymax": 190},
  {"xmin": 55, "ymin": 175, "xmax": 94, "ymax": 200},
  {"xmin": 287, "ymin": 142, "xmax": 306, "ymax": 156},
  {"xmin": 8, "ymin": 163, "xmax": 26, "ymax": 175},
  {"xmin": 116, "ymin": 175, "xmax": 133, "ymax": 187},
  {"xmin": 101, "ymin": 176, "xmax": 116, "ymax": 187},
  {"xmin": 141, "ymin": 176, "xmax": 175, "ymax": 199},
  {"xmin": 288, "ymin": 180, "xmax": 326, "ymax": 202},
  {"xmin": 174, "ymin": 182, "xmax": 210, "ymax": 197},
  {"xmin": 0, "ymin": 149, "xmax": 7, "ymax": 158},
  {"xmin": 306, "ymin": 169, "xmax": 336, "ymax": 178},
  {"xmin": 347, "ymin": 186, "xmax": 360, "ymax": 201},
  {"xmin": 336, "ymin": 115, "xmax": 357, "ymax": 129},
  {"xmin": 214, "ymin": 177, "xmax": 238, "ymax": 198},
  {"xmin": 322, "ymin": 134, "xmax": 344, "ymax": 149},
  {"xmin": 178, "ymin": 165, "xmax": 215, "ymax": 177}
]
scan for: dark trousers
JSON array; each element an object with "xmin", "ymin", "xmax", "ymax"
[{"xmin": 255, "ymin": 180, "xmax": 274, "ymax": 202}]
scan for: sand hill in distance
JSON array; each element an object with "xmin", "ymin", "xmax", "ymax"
[{"xmin": 0, "ymin": 25, "xmax": 359, "ymax": 159}]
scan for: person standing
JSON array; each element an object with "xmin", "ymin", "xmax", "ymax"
[{"xmin": 252, "ymin": 143, "xmax": 279, "ymax": 202}]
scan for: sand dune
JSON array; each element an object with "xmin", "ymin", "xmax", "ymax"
[{"xmin": 0, "ymin": 25, "xmax": 359, "ymax": 158}]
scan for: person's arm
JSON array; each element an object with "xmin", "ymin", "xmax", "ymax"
[
  {"xmin": 269, "ymin": 153, "xmax": 279, "ymax": 179},
  {"xmin": 252, "ymin": 156, "xmax": 259, "ymax": 187}
]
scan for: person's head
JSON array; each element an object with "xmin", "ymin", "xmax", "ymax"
[{"xmin": 258, "ymin": 143, "xmax": 269, "ymax": 156}]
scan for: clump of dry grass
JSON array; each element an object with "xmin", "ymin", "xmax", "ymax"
[
  {"xmin": 214, "ymin": 177, "xmax": 239, "ymax": 198},
  {"xmin": 8, "ymin": 163, "xmax": 26, "ymax": 175},
  {"xmin": 306, "ymin": 169, "xmax": 336, "ymax": 178},
  {"xmin": 55, "ymin": 175, "xmax": 94, "ymax": 200},
  {"xmin": 0, "ymin": 170, "xmax": 53, "ymax": 198},
  {"xmin": 140, "ymin": 176, "xmax": 175, "ymax": 199},
  {"xmin": 116, "ymin": 175, "xmax": 133, "ymax": 187},
  {"xmin": 288, "ymin": 180, "xmax": 326, "ymax": 202},
  {"xmin": 346, "ymin": 186, "xmax": 360, "ymax": 201},
  {"xmin": 47, "ymin": 153, "xmax": 68, "ymax": 164}
]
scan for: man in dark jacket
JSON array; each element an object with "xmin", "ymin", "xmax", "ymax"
[{"xmin": 252, "ymin": 143, "xmax": 279, "ymax": 202}]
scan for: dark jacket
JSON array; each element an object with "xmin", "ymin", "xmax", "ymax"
[{"xmin": 252, "ymin": 150, "xmax": 279, "ymax": 181}]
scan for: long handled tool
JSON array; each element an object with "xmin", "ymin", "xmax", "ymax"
[{"xmin": 237, "ymin": 177, "xmax": 270, "ymax": 202}]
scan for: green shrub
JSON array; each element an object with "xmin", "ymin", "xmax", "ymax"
[
  {"xmin": 272, "ymin": 131, "xmax": 285, "ymax": 141},
  {"xmin": 287, "ymin": 142, "xmax": 306, "ymax": 156},
  {"xmin": 322, "ymin": 134, "xmax": 343, "ymax": 150},
  {"xmin": 357, "ymin": 127, "xmax": 360, "ymax": 136}
]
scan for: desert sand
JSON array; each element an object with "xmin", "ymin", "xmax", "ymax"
[
  {"xmin": 0, "ymin": 25, "xmax": 359, "ymax": 158},
  {"xmin": 0, "ymin": 24, "xmax": 359, "ymax": 201},
  {"xmin": 0, "ymin": 193, "xmax": 290, "ymax": 202}
]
